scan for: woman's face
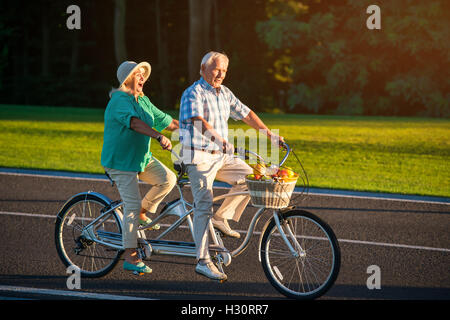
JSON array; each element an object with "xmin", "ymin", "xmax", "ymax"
[{"xmin": 126, "ymin": 67, "xmax": 146, "ymax": 96}]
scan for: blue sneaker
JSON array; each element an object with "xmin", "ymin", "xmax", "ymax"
[
  {"xmin": 123, "ymin": 261, "xmax": 152, "ymax": 275},
  {"xmin": 139, "ymin": 217, "xmax": 160, "ymax": 230}
]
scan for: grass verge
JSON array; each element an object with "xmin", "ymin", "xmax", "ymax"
[{"xmin": 1, "ymin": 104, "xmax": 449, "ymax": 197}]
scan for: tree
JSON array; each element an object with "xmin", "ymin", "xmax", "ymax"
[
  {"xmin": 154, "ymin": 0, "xmax": 171, "ymax": 108},
  {"xmin": 188, "ymin": 0, "xmax": 212, "ymax": 83},
  {"xmin": 256, "ymin": 0, "xmax": 450, "ymax": 117},
  {"xmin": 114, "ymin": 0, "xmax": 127, "ymax": 66}
]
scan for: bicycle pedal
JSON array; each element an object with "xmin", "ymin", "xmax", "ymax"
[
  {"xmin": 215, "ymin": 229, "xmax": 225, "ymax": 237},
  {"xmin": 132, "ymin": 271, "xmax": 145, "ymax": 276}
]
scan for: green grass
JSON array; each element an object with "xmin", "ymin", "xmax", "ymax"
[{"xmin": 1, "ymin": 104, "xmax": 449, "ymax": 197}]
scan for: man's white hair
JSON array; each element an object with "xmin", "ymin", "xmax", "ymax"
[{"xmin": 200, "ymin": 51, "xmax": 229, "ymax": 76}]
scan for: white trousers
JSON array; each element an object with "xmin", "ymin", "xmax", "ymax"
[
  {"xmin": 105, "ymin": 157, "xmax": 176, "ymax": 248},
  {"xmin": 186, "ymin": 151, "xmax": 253, "ymax": 260}
]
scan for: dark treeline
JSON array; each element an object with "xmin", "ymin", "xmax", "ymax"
[{"xmin": 0, "ymin": 0, "xmax": 449, "ymax": 117}]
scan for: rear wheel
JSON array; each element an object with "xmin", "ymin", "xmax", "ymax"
[
  {"xmin": 260, "ymin": 210, "xmax": 340, "ymax": 299},
  {"xmin": 55, "ymin": 193, "xmax": 123, "ymax": 278}
]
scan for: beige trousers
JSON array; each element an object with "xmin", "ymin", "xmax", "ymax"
[
  {"xmin": 105, "ymin": 157, "xmax": 176, "ymax": 249},
  {"xmin": 186, "ymin": 151, "xmax": 253, "ymax": 260}
]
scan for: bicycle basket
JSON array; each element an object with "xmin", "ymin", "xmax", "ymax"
[{"xmin": 245, "ymin": 176, "xmax": 298, "ymax": 209}]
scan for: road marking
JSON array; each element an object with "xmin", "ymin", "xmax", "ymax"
[
  {"xmin": 0, "ymin": 171, "xmax": 107, "ymax": 183},
  {"xmin": 1, "ymin": 169, "xmax": 449, "ymax": 205},
  {"xmin": 1, "ymin": 210, "xmax": 449, "ymax": 253},
  {"xmin": 0, "ymin": 211, "xmax": 56, "ymax": 219},
  {"xmin": 0, "ymin": 285, "xmax": 153, "ymax": 300},
  {"xmin": 337, "ymin": 238, "xmax": 450, "ymax": 253}
]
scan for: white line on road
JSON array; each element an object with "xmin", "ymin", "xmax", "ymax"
[
  {"xmin": 1, "ymin": 210, "xmax": 449, "ymax": 253},
  {"xmin": 1, "ymin": 170, "xmax": 449, "ymax": 205},
  {"xmin": 0, "ymin": 285, "xmax": 153, "ymax": 300},
  {"xmin": 336, "ymin": 238, "xmax": 450, "ymax": 253}
]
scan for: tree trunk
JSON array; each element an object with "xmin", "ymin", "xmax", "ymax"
[
  {"xmin": 188, "ymin": 0, "xmax": 212, "ymax": 83},
  {"xmin": 156, "ymin": 0, "xmax": 171, "ymax": 107},
  {"xmin": 114, "ymin": 0, "xmax": 127, "ymax": 66},
  {"xmin": 70, "ymin": 32, "xmax": 79, "ymax": 75},
  {"xmin": 212, "ymin": 0, "xmax": 221, "ymax": 51},
  {"xmin": 41, "ymin": 10, "xmax": 50, "ymax": 77},
  {"xmin": 201, "ymin": 0, "xmax": 212, "ymax": 51}
]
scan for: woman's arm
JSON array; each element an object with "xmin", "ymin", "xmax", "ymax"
[{"xmin": 130, "ymin": 117, "xmax": 172, "ymax": 150}]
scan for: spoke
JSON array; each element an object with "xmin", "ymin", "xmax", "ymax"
[
  {"xmin": 264, "ymin": 214, "xmax": 338, "ymax": 297},
  {"xmin": 58, "ymin": 197, "xmax": 121, "ymax": 276}
]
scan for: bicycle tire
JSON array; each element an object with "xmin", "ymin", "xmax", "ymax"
[
  {"xmin": 260, "ymin": 209, "xmax": 340, "ymax": 299},
  {"xmin": 55, "ymin": 192, "xmax": 123, "ymax": 278}
]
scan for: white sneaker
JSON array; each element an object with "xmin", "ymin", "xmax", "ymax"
[
  {"xmin": 211, "ymin": 218, "xmax": 240, "ymax": 238},
  {"xmin": 195, "ymin": 261, "xmax": 227, "ymax": 281}
]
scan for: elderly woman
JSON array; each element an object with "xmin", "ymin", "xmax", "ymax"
[{"xmin": 101, "ymin": 61, "xmax": 179, "ymax": 274}]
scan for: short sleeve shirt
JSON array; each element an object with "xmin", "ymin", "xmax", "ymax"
[
  {"xmin": 179, "ymin": 77, "xmax": 250, "ymax": 151},
  {"xmin": 101, "ymin": 91, "xmax": 173, "ymax": 172}
]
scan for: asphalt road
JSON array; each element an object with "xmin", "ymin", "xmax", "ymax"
[{"xmin": 0, "ymin": 171, "xmax": 449, "ymax": 303}]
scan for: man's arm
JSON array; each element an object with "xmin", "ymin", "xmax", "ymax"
[
  {"xmin": 165, "ymin": 119, "xmax": 179, "ymax": 131},
  {"xmin": 190, "ymin": 116, "xmax": 233, "ymax": 152},
  {"xmin": 242, "ymin": 110, "xmax": 285, "ymax": 145}
]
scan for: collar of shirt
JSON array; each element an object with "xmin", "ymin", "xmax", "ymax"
[
  {"xmin": 199, "ymin": 77, "xmax": 221, "ymax": 95},
  {"xmin": 113, "ymin": 90, "xmax": 141, "ymax": 103}
]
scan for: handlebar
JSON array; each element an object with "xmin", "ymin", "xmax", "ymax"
[
  {"xmin": 169, "ymin": 142, "xmax": 291, "ymax": 175},
  {"xmin": 236, "ymin": 142, "xmax": 290, "ymax": 167}
]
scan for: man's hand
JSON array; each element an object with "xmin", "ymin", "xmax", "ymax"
[
  {"xmin": 270, "ymin": 134, "xmax": 286, "ymax": 149},
  {"xmin": 222, "ymin": 140, "xmax": 234, "ymax": 155}
]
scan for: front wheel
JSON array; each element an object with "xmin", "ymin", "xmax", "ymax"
[{"xmin": 260, "ymin": 210, "xmax": 340, "ymax": 300}]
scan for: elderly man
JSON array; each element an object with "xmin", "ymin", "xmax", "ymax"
[{"xmin": 179, "ymin": 51, "xmax": 284, "ymax": 281}]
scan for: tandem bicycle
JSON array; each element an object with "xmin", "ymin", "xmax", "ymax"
[{"xmin": 54, "ymin": 143, "xmax": 341, "ymax": 300}]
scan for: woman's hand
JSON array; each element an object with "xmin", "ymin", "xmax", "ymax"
[{"xmin": 157, "ymin": 135, "xmax": 172, "ymax": 150}]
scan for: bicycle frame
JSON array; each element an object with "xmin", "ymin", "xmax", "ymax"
[{"xmin": 81, "ymin": 143, "xmax": 304, "ymax": 264}]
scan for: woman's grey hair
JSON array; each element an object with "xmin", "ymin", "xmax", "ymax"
[
  {"xmin": 109, "ymin": 86, "xmax": 134, "ymax": 98},
  {"xmin": 200, "ymin": 51, "xmax": 229, "ymax": 76},
  {"xmin": 108, "ymin": 69, "xmax": 145, "ymax": 98}
]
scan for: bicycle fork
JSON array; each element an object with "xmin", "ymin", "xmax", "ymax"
[{"xmin": 268, "ymin": 211, "xmax": 306, "ymax": 259}]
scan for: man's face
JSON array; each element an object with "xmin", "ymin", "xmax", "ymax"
[{"xmin": 202, "ymin": 58, "xmax": 228, "ymax": 89}]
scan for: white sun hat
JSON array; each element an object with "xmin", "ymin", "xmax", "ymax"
[{"xmin": 116, "ymin": 61, "xmax": 151, "ymax": 88}]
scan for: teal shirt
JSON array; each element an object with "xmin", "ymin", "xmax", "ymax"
[{"xmin": 101, "ymin": 91, "xmax": 173, "ymax": 172}]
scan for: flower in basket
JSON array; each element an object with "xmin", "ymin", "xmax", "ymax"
[
  {"xmin": 249, "ymin": 163, "xmax": 266, "ymax": 176},
  {"xmin": 272, "ymin": 167, "xmax": 298, "ymax": 182}
]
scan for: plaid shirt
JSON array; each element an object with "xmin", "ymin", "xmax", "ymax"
[{"xmin": 179, "ymin": 77, "xmax": 251, "ymax": 151}]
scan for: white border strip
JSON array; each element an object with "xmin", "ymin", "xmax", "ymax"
[
  {"xmin": 1, "ymin": 210, "xmax": 449, "ymax": 253},
  {"xmin": 337, "ymin": 238, "xmax": 450, "ymax": 253},
  {"xmin": 1, "ymin": 170, "xmax": 449, "ymax": 205},
  {"xmin": 0, "ymin": 285, "xmax": 153, "ymax": 300},
  {"xmin": 0, "ymin": 171, "xmax": 107, "ymax": 183}
]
